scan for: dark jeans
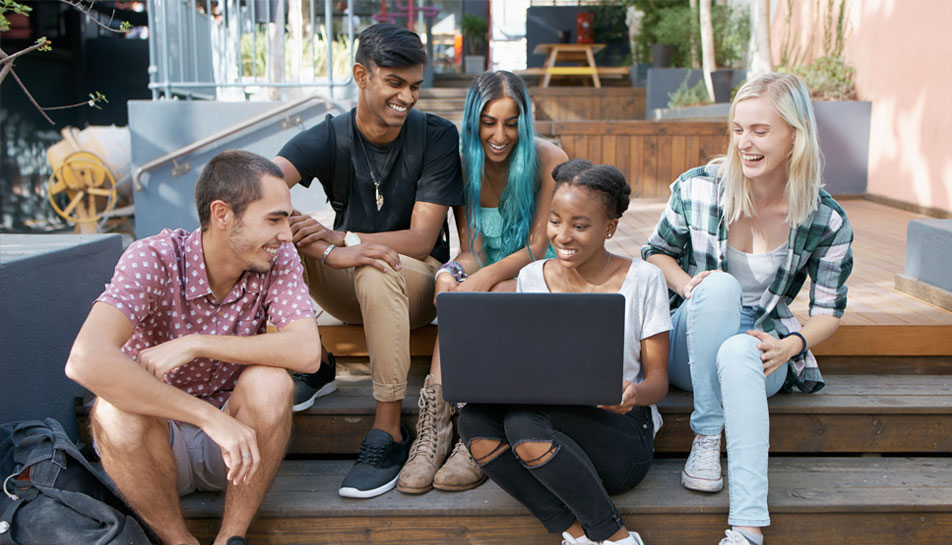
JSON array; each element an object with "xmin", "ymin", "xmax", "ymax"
[{"xmin": 459, "ymin": 404, "xmax": 654, "ymax": 541}]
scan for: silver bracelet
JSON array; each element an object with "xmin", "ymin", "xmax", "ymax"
[{"xmin": 320, "ymin": 244, "xmax": 336, "ymax": 264}]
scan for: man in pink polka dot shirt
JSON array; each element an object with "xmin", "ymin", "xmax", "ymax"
[{"xmin": 66, "ymin": 150, "xmax": 321, "ymax": 545}]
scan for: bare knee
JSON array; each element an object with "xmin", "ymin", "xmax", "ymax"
[
  {"xmin": 231, "ymin": 366, "xmax": 293, "ymax": 424},
  {"xmin": 90, "ymin": 398, "xmax": 167, "ymax": 451},
  {"xmin": 514, "ymin": 441, "xmax": 557, "ymax": 467},
  {"xmin": 469, "ymin": 438, "xmax": 508, "ymax": 464}
]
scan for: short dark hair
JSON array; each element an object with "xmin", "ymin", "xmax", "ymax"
[
  {"xmin": 551, "ymin": 159, "xmax": 631, "ymax": 219},
  {"xmin": 194, "ymin": 150, "xmax": 283, "ymax": 230},
  {"xmin": 355, "ymin": 23, "xmax": 426, "ymax": 70}
]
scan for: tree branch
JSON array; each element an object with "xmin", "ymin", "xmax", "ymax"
[
  {"xmin": 0, "ymin": 39, "xmax": 50, "ymax": 72},
  {"xmin": 63, "ymin": 0, "xmax": 130, "ymax": 34}
]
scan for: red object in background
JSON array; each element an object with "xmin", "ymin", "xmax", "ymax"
[{"xmin": 577, "ymin": 12, "xmax": 594, "ymax": 44}]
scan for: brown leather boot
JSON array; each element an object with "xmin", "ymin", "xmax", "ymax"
[
  {"xmin": 396, "ymin": 375, "xmax": 454, "ymax": 493},
  {"xmin": 433, "ymin": 439, "xmax": 486, "ymax": 491}
]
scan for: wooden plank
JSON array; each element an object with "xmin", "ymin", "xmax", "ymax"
[
  {"xmin": 187, "ymin": 512, "xmax": 952, "ymax": 545},
  {"xmin": 282, "ymin": 374, "xmax": 952, "ymax": 455},
  {"xmin": 813, "ymin": 325, "xmax": 952, "ymax": 356},
  {"xmin": 182, "ymin": 458, "xmax": 952, "ymax": 544},
  {"xmin": 642, "ymin": 136, "xmax": 660, "ymax": 199},
  {"xmin": 549, "ymin": 121, "xmax": 726, "ymax": 136}
]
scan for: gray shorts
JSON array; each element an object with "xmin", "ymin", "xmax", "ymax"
[{"xmin": 169, "ymin": 419, "xmax": 228, "ymax": 496}]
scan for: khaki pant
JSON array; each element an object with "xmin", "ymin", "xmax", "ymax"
[{"xmin": 302, "ymin": 253, "xmax": 439, "ymax": 402}]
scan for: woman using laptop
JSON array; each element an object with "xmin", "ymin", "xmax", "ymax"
[
  {"xmin": 459, "ymin": 159, "xmax": 672, "ymax": 545},
  {"xmin": 642, "ymin": 73, "xmax": 853, "ymax": 545},
  {"xmin": 397, "ymin": 71, "xmax": 568, "ymax": 494}
]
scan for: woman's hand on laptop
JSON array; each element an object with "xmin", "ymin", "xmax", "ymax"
[{"xmin": 598, "ymin": 380, "xmax": 637, "ymax": 414}]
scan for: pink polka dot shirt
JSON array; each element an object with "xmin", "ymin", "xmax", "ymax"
[{"xmin": 96, "ymin": 228, "xmax": 315, "ymax": 408}]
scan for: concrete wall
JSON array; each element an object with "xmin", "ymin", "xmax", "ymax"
[
  {"xmin": 0, "ymin": 234, "xmax": 123, "ymax": 440},
  {"xmin": 771, "ymin": 0, "xmax": 952, "ymax": 212},
  {"xmin": 129, "ymin": 99, "xmax": 343, "ymax": 239}
]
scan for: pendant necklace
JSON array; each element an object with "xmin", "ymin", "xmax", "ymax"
[
  {"xmin": 358, "ymin": 134, "xmax": 394, "ymax": 211},
  {"xmin": 562, "ymin": 252, "xmax": 613, "ymax": 293}
]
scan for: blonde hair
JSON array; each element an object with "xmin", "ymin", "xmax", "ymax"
[{"xmin": 715, "ymin": 72, "xmax": 823, "ymax": 227}]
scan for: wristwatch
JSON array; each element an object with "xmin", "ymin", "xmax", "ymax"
[{"xmin": 343, "ymin": 231, "xmax": 361, "ymax": 247}]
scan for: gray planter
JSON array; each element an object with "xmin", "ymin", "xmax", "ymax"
[
  {"xmin": 464, "ymin": 55, "xmax": 486, "ymax": 74},
  {"xmin": 646, "ymin": 68, "xmax": 747, "ymax": 111},
  {"xmin": 650, "ymin": 100, "xmax": 871, "ymax": 196}
]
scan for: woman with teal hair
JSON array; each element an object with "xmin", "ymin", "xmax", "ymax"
[{"xmin": 397, "ymin": 70, "xmax": 568, "ymax": 495}]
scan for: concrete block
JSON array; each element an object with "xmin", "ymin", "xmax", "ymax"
[
  {"xmin": 905, "ymin": 219, "xmax": 952, "ymax": 292},
  {"xmin": 0, "ymin": 234, "xmax": 123, "ymax": 439}
]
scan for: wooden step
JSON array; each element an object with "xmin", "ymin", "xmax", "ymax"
[
  {"xmin": 318, "ymin": 322, "xmax": 952, "ymax": 375},
  {"xmin": 288, "ymin": 373, "xmax": 952, "ymax": 456},
  {"xmin": 182, "ymin": 457, "xmax": 952, "ymax": 545}
]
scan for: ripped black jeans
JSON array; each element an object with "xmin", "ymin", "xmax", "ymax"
[{"xmin": 458, "ymin": 404, "xmax": 654, "ymax": 541}]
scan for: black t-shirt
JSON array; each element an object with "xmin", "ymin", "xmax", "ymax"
[{"xmin": 278, "ymin": 108, "xmax": 464, "ymax": 262}]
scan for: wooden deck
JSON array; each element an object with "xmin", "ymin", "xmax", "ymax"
[
  {"xmin": 316, "ymin": 197, "xmax": 952, "ymax": 359},
  {"xmin": 612, "ymin": 198, "xmax": 952, "ymax": 326}
]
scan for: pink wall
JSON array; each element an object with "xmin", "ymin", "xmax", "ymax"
[{"xmin": 771, "ymin": 0, "xmax": 952, "ymax": 212}]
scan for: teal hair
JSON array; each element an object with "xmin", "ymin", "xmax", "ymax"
[{"xmin": 460, "ymin": 71, "xmax": 540, "ymax": 264}]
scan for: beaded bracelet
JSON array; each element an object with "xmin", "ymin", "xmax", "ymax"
[
  {"xmin": 784, "ymin": 331, "xmax": 808, "ymax": 358},
  {"xmin": 436, "ymin": 261, "xmax": 467, "ymax": 282}
]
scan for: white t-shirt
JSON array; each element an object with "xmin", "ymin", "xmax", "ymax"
[{"xmin": 516, "ymin": 258, "xmax": 673, "ymax": 435}]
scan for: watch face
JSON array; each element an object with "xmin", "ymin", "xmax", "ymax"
[{"xmin": 344, "ymin": 232, "xmax": 361, "ymax": 247}]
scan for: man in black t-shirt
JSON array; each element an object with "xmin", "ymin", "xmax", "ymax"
[{"xmin": 274, "ymin": 24, "xmax": 464, "ymax": 499}]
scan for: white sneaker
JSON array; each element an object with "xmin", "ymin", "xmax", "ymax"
[
  {"xmin": 718, "ymin": 529, "xmax": 753, "ymax": 545},
  {"xmin": 561, "ymin": 531, "xmax": 597, "ymax": 545},
  {"xmin": 682, "ymin": 434, "xmax": 723, "ymax": 492},
  {"xmin": 601, "ymin": 531, "xmax": 646, "ymax": 545}
]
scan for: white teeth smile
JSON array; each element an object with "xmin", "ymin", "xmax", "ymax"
[
  {"xmin": 489, "ymin": 143, "xmax": 507, "ymax": 151},
  {"xmin": 388, "ymin": 103, "xmax": 408, "ymax": 112},
  {"xmin": 264, "ymin": 247, "xmax": 278, "ymax": 255},
  {"xmin": 557, "ymin": 247, "xmax": 577, "ymax": 257},
  {"xmin": 741, "ymin": 152, "xmax": 764, "ymax": 162}
]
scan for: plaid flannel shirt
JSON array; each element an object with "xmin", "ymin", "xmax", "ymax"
[{"xmin": 641, "ymin": 165, "xmax": 854, "ymax": 393}]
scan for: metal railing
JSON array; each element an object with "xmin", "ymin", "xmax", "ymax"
[
  {"xmin": 132, "ymin": 94, "xmax": 340, "ymax": 191},
  {"xmin": 146, "ymin": 0, "xmax": 355, "ymax": 100}
]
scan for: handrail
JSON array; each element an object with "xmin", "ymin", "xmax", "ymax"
[{"xmin": 132, "ymin": 93, "xmax": 341, "ymax": 191}]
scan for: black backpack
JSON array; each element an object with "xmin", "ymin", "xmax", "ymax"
[{"xmin": 0, "ymin": 418, "xmax": 152, "ymax": 545}]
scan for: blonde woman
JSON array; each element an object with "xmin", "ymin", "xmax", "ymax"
[{"xmin": 642, "ymin": 72, "xmax": 854, "ymax": 545}]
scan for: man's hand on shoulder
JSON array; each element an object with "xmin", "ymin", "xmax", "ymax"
[
  {"xmin": 325, "ymin": 243, "xmax": 402, "ymax": 273},
  {"xmin": 137, "ymin": 335, "xmax": 197, "ymax": 380}
]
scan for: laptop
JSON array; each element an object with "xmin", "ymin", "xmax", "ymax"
[{"xmin": 436, "ymin": 292, "xmax": 625, "ymax": 405}]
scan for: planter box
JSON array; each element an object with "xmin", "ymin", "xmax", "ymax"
[
  {"xmin": 464, "ymin": 55, "xmax": 485, "ymax": 74},
  {"xmin": 646, "ymin": 68, "xmax": 747, "ymax": 111},
  {"xmin": 650, "ymin": 100, "xmax": 871, "ymax": 196}
]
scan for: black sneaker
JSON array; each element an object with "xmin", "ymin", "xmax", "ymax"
[
  {"xmin": 224, "ymin": 537, "xmax": 248, "ymax": 545},
  {"xmin": 338, "ymin": 426, "xmax": 411, "ymax": 498},
  {"xmin": 291, "ymin": 351, "xmax": 338, "ymax": 412}
]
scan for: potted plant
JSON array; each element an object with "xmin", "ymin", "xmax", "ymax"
[{"xmin": 461, "ymin": 13, "xmax": 488, "ymax": 74}]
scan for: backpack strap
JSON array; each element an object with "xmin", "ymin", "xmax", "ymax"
[
  {"xmin": 328, "ymin": 109, "xmax": 355, "ymax": 213},
  {"xmin": 403, "ymin": 109, "xmax": 427, "ymax": 182}
]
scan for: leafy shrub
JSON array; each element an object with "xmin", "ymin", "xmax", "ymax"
[{"xmin": 667, "ymin": 74, "xmax": 712, "ymax": 108}]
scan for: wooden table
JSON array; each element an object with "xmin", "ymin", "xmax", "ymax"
[{"xmin": 532, "ymin": 42, "xmax": 606, "ymax": 88}]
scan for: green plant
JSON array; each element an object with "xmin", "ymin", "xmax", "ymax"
[
  {"xmin": 591, "ymin": 3, "xmax": 631, "ymax": 66},
  {"xmin": 240, "ymin": 27, "xmax": 353, "ymax": 80},
  {"xmin": 791, "ymin": 55, "xmax": 856, "ymax": 101},
  {"xmin": 779, "ymin": 0, "xmax": 856, "ymax": 101},
  {"xmin": 625, "ymin": 0, "xmax": 690, "ymax": 64},
  {"xmin": 630, "ymin": 1, "xmax": 748, "ymax": 68},
  {"xmin": 667, "ymin": 74, "xmax": 712, "ymax": 108},
  {"xmin": 461, "ymin": 13, "xmax": 488, "ymax": 56}
]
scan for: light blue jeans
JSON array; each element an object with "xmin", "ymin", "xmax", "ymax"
[{"xmin": 667, "ymin": 271, "xmax": 787, "ymax": 527}]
